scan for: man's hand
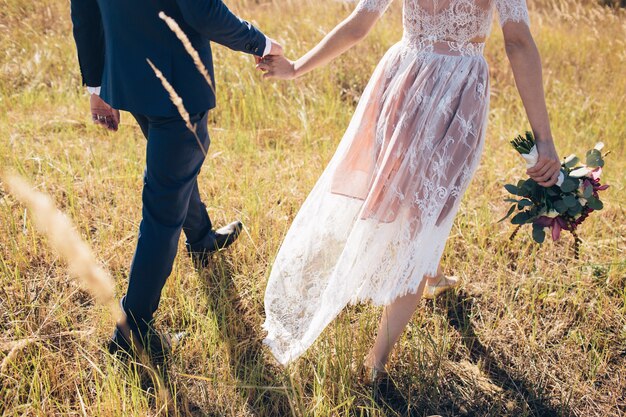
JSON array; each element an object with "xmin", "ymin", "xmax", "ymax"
[
  {"xmin": 255, "ymin": 38, "xmax": 284, "ymax": 65},
  {"xmin": 267, "ymin": 38, "xmax": 283, "ymax": 56},
  {"xmin": 527, "ymin": 139, "xmax": 561, "ymax": 187},
  {"xmin": 256, "ymin": 55, "xmax": 297, "ymax": 80},
  {"xmin": 90, "ymin": 94, "xmax": 120, "ymax": 131}
]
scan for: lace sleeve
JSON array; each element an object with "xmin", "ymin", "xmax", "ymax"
[
  {"xmin": 354, "ymin": 0, "xmax": 394, "ymax": 14},
  {"xmin": 495, "ymin": 0, "xmax": 530, "ymax": 27}
]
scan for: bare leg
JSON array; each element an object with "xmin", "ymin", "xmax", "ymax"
[
  {"xmin": 366, "ymin": 263, "xmax": 459, "ymax": 369},
  {"xmin": 365, "ymin": 278, "xmax": 427, "ymax": 370}
]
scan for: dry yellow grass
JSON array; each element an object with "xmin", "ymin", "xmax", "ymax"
[
  {"xmin": 3, "ymin": 174, "xmax": 118, "ymax": 316},
  {"xmin": 1, "ymin": 0, "xmax": 625, "ymax": 416}
]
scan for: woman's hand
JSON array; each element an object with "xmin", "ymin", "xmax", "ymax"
[
  {"xmin": 527, "ymin": 139, "xmax": 561, "ymax": 187},
  {"xmin": 257, "ymin": 55, "xmax": 297, "ymax": 80}
]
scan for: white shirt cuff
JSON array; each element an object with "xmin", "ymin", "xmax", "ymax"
[
  {"xmin": 87, "ymin": 86, "xmax": 101, "ymax": 96},
  {"xmin": 262, "ymin": 36, "xmax": 272, "ymax": 57}
]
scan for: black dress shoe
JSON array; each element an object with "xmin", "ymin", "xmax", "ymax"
[
  {"xmin": 188, "ymin": 220, "xmax": 243, "ymax": 268},
  {"xmin": 107, "ymin": 299, "xmax": 183, "ymax": 369},
  {"xmin": 211, "ymin": 220, "xmax": 243, "ymax": 251},
  {"xmin": 108, "ymin": 323, "xmax": 172, "ymax": 368},
  {"xmin": 108, "ymin": 326, "xmax": 187, "ymax": 394}
]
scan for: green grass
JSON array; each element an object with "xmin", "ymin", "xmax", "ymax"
[{"xmin": 1, "ymin": 0, "xmax": 625, "ymax": 415}]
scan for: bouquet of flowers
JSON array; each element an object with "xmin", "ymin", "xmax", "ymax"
[{"xmin": 500, "ymin": 131, "xmax": 609, "ymax": 258}]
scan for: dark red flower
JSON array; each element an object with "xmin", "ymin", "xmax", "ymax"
[{"xmin": 534, "ymin": 216, "xmax": 571, "ymax": 241}]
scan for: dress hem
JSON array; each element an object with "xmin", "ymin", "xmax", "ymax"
[{"xmin": 262, "ymin": 268, "xmax": 433, "ymax": 366}]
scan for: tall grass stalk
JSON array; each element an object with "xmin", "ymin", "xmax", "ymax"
[
  {"xmin": 4, "ymin": 174, "xmax": 120, "ymax": 317},
  {"xmin": 147, "ymin": 59, "xmax": 207, "ymax": 157},
  {"xmin": 158, "ymin": 11, "xmax": 215, "ymax": 95},
  {"xmin": 3, "ymin": 174, "xmax": 173, "ymax": 410}
]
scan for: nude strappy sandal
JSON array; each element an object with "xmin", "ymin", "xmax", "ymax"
[{"xmin": 423, "ymin": 274, "xmax": 460, "ymax": 299}]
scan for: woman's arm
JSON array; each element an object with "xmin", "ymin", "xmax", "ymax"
[
  {"xmin": 257, "ymin": 7, "xmax": 382, "ymax": 80},
  {"xmin": 503, "ymin": 23, "xmax": 561, "ymax": 187}
]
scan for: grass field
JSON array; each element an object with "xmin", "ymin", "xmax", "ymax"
[{"xmin": 1, "ymin": 0, "xmax": 625, "ymax": 415}]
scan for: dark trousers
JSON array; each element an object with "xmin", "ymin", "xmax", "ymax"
[{"xmin": 123, "ymin": 111, "xmax": 213, "ymax": 334}]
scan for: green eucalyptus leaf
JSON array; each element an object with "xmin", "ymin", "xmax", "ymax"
[
  {"xmin": 531, "ymin": 185, "xmax": 545, "ymax": 202},
  {"xmin": 546, "ymin": 187, "xmax": 560, "ymax": 197},
  {"xmin": 518, "ymin": 199, "xmax": 534, "ymax": 208},
  {"xmin": 504, "ymin": 184, "xmax": 520, "ymax": 195},
  {"xmin": 587, "ymin": 197, "xmax": 604, "ymax": 210},
  {"xmin": 532, "ymin": 225, "xmax": 546, "ymax": 244},
  {"xmin": 583, "ymin": 185, "xmax": 593, "ymax": 199},
  {"xmin": 498, "ymin": 204, "xmax": 517, "ymax": 223},
  {"xmin": 554, "ymin": 200, "xmax": 568, "ymax": 213},
  {"xmin": 586, "ymin": 149, "xmax": 604, "ymax": 168},
  {"xmin": 522, "ymin": 178, "xmax": 537, "ymax": 191},
  {"xmin": 511, "ymin": 211, "xmax": 531, "ymax": 225},
  {"xmin": 568, "ymin": 205, "xmax": 582, "ymax": 216},
  {"xmin": 563, "ymin": 195, "xmax": 578, "ymax": 208},
  {"xmin": 560, "ymin": 178, "xmax": 578, "ymax": 193}
]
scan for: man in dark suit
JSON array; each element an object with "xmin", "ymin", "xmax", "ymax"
[{"xmin": 70, "ymin": 0, "xmax": 282, "ymax": 363}]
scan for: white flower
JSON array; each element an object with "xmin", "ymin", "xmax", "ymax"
[
  {"xmin": 563, "ymin": 154, "xmax": 577, "ymax": 165},
  {"xmin": 569, "ymin": 167, "xmax": 592, "ymax": 178},
  {"xmin": 594, "ymin": 142, "xmax": 605, "ymax": 151},
  {"xmin": 546, "ymin": 210, "xmax": 559, "ymax": 218}
]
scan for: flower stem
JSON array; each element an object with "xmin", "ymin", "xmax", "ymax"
[
  {"xmin": 572, "ymin": 230, "xmax": 581, "ymax": 260},
  {"xmin": 509, "ymin": 224, "xmax": 522, "ymax": 241}
]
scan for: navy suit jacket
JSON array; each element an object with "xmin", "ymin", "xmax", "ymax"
[{"xmin": 71, "ymin": 0, "xmax": 267, "ymax": 116}]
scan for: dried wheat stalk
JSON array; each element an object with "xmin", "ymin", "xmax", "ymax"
[
  {"xmin": 159, "ymin": 12, "xmax": 215, "ymax": 94},
  {"xmin": 147, "ymin": 59, "xmax": 207, "ymax": 157},
  {"xmin": 147, "ymin": 59, "xmax": 192, "ymax": 131},
  {"xmin": 3, "ymin": 174, "xmax": 172, "ymax": 409},
  {"xmin": 4, "ymin": 174, "xmax": 122, "ymax": 322}
]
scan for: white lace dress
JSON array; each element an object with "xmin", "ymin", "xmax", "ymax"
[{"xmin": 263, "ymin": 0, "xmax": 530, "ymax": 365}]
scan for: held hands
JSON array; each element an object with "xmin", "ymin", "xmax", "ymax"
[
  {"xmin": 254, "ymin": 37, "xmax": 284, "ymax": 66},
  {"xmin": 256, "ymin": 55, "xmax": 296, "ymax": 80},
  {"xmin": 267, "ymin": 38, "xmax": 284, "ymax": 57},
  {"xmin": 90, "ymin": 94, "xmax": 120, "ymax": 131},
  {"xmin": 254, "ymin": 37, "xmax": 296, "ymax": 80},
  {"xmin": 527, "ymin": 138, "xmax": 561, "ymax": 187}
]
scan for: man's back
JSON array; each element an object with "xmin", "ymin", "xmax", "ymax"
[{"xmin": 71, "ymin": 0, "xmax": 267, "ymax": 116}]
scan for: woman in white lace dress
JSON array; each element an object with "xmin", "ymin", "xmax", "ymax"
[{"xmin": 257, "ymin": 0, "xmax": 561, "ymax": 374}]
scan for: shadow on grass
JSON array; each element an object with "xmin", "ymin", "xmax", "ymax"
[
  {"xmin": 351, "ymin": 290, "xmax": 573, "ymax": 417},
  {"xmin": 170, "ymin": 265, "xmax": 570, "ymax": 416},
  {"xmin": 442, "ymin": 290, "xmax": 569, "ymax": 417},
  {"xmin": 195, "ymin": 256, "xmax": 293, "ymax": 416}
]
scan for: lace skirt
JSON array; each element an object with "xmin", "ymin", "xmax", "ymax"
[{"xmin": 263, "ymin": 39, "xmax": 490, "ymax": 365}]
